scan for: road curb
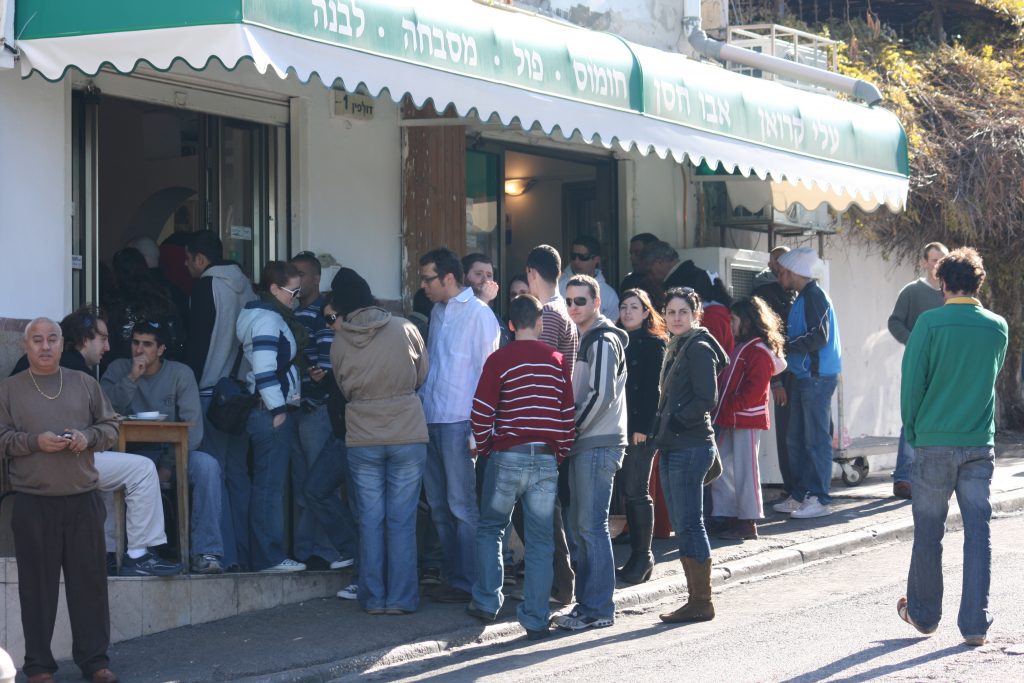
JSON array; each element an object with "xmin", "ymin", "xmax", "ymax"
[{"xmin": 238, "ymin": 487, "xmax": 1024, "ymax": 682}]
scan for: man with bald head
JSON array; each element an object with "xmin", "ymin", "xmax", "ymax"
[{"xmin": 0, "ymin": 318, "xmax": 120, "ymax": 683}]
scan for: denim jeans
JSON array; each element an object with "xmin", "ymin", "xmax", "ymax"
[
  {"xmin": 200, "ymin": 394, "xmax": 251, "ymax": 569},
  {"xmin": 473, "ymin": 451, "xmax": 558, "ymax": 631},
  {"xmin": 660, "ymin": 445, "xmax": 715, "ymax": 562},
  {"xmin": 424, "ymin": 421, "xmax": 479, "ymax": 592},
  {"xmin": 130, "ymin": 447, "xmax": 224, "ymax": 557},
  {"xmin": 247, "ymin": 408, "xmax": 297, "ymax": 570},
  {"xmin": 348, "ymin": 443, "xmax": 427, "ymax": 612},
  {"xmin": 566, "ymin": 447, "xmax": 624, "ymax": 620},
  {"xmin": 292, "ymin": 406, "xmax": 343, "ymax": 562},
  {"xmin": 893, "ymin": 427, "xmax": 915, "ymax": 484},
  {"xmin": 305, "ymin": 434, "xmax": 359, "ymax": 561},
  {"xmin": 787, "ymin": 375, "xmax": 838, "ymax": 505},
  {"xmin": 907, "ymin": 446, "xmax": 994, "ymax": 639}
]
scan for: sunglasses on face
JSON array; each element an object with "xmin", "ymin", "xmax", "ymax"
[
  {"xmin": 279, "ymin": 285, "xmax": 301, "ymax": 298},
  {"xmin": 571, "ymin": 252, "xmax": 595, "ymax": 262},
  {"xmin": 566, "ymin": 296, "xmax": 590, "ymax": 308},
  {"xmin": 325, "ymin": 312, "xmax": 340, "ymax": 325}
]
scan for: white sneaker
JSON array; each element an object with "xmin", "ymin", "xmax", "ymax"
[
  {"xmin": 337, "ymin": 583, "xmax": 359, "ymax": 600},
  {"xmin": 790, "ymin": 496, "xmax": 832, "ymax": 519},
  {"xmin": 329, "ymin": 558, "xmax": 355, "ymax": 570},
  {"xmin": 772, "ymin": 496, "xmax": 803, "ymax": 513},
  {"xmin": 260, "ymin": 558, "xmax": 306, "ymax": 573}
]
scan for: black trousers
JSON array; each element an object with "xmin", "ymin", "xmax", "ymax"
[
  {"xmin": 775, "ymin": 372, "xmax": 795, "ymax": 494},
  {"xmin": 620, "ymin": 443, "xmax": 656, "ymax": 506},
  {"xmin": 12, "ymin": 490, "xmax": 110, "ymax": 677}
]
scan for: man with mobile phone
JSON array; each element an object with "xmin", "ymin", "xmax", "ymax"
[{"xmin": 0, "ymin": 317, "xmax": 120, "ymax": 683}]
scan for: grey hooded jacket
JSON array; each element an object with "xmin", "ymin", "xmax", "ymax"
[{"xmin": 570, "ymin": 316, "xmax": 629, "ymax": 455}]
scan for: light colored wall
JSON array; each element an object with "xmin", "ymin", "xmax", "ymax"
[{"xmin": 0, "ymin": 70, "xmax": 70, "ymax": 322}]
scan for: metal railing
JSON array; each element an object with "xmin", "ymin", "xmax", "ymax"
[{"xmin": 725, "ymin": 24, "xmax": 840, "ymax": 92}]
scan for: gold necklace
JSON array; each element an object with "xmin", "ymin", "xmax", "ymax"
[{"xmin": 29, "ymin": 367, "xmax": 63, "ymax": 400}]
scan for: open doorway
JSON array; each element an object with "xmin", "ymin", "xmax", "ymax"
[{"xmin": 72, "ymin": 93, "xmax": 284, "ymax": 313}]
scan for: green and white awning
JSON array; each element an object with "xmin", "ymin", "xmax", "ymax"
[{"xmin": 13, "ymin": 0, "xmax": 909, "ymax": 212}]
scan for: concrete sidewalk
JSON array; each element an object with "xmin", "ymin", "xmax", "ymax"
[{"xmin": 44, "ymin": 446, "xmax": 1024, "ymax": 683}]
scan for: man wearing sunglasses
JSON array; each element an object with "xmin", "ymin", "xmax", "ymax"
[
  {"xmin": 557, "ymin": 236, "xmax": 619, "ymax": 322},
  {"xmin": 418, "ymin": 247, "xmax": 501, "ymax": 603},
  {"xmin": 554, "ymin": 274, "xmax": 628, "ymax": 632}
]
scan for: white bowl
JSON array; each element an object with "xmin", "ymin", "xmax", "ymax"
[{"xmin": 136, "ymin": 411, "xmax": 160, "ymax": 419}]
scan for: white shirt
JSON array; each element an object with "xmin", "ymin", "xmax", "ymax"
[
  {"xmin": 558, "ymin": 267, "xmax": 620, "ymax": 322},
  {"xmin": 419, "ymin": 287, "xmax": 501, "ymax": 424}
]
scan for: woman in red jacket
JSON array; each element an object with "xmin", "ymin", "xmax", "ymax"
[{"xmin": 711, "ymin": 297, "xmax": 786, "ymax": 540}]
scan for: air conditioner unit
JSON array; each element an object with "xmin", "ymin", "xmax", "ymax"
[{"xmin": 677, "ymin": 247, "xmax": 768, "ymax": 299}]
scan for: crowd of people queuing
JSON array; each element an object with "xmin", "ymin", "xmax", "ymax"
[{"xmin": 0, "ymin": 225, "xmax": 1007, "ymax": 681}]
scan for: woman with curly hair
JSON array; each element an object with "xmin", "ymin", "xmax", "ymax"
[
  {"xmin": 711, "ymin": 297, "xmax": 787, "ymax": 541},
  {"xmin": 614, "ymin": 288, "xmax": 667, "ymax": 584}
]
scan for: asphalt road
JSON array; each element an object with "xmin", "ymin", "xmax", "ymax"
[{"xmin": 342, "ymin": 513, "xmax": 1024, "ymax": 682}]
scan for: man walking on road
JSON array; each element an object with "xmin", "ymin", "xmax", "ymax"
[
  {"xmin": 771, "ymin": 247, "xmax": 842, "ymax": 520},
  {"xmin": 554, "ymin": 274, "xmax": 629, "ymax": 631},
  {"xmin": 467, "ymin": 294, "xmax": 575, "ymax": 639},
  {"xmin": 419, "ymin": 247, "xmax": 501, "ymax": 602},
  {"xmin": 887, "ymin": 241, "xmax": 949, "ymax": 499},
  {"xmin": 897, "ymin": 247, "xmax": 1006, "ymax": 648}
]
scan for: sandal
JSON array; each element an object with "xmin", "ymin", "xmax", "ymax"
[{"xmin": 897, "ymin": 596, "xmax": 936, "ymax": 635}]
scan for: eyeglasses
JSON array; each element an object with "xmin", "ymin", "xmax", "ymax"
[
  {"xmin": 565, "ymin": 296, "xmax": 590, "ymax": 308},
  {"xmin": 325, "ymin": 312, "xmax": 341, "ymax": 325},
  {"xmin": 279, "ymin": 285, "xmax": 301, "ymax": 299},
  {"xmin": 420, "ymin": 274, "xmax": 440, "ymax": 284},
  {"xmin": 571, "ymin": 252, "xmax": 595, "ymax": 262}
]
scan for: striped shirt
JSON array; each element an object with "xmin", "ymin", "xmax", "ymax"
[
  {"xmin": 471, "ymin": 340, "xmax": 575, "ymax": 461},
  {"xmin": 539, "ymin": 294, "xmax": 578, "ymax": 378},
  {"xmin": 295, "ymin": 296, "xmax": 333, "ymax": 407}
]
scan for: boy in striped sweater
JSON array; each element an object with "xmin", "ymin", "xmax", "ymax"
[{"xmin": 468, "ymin": 294, "xmax": 575, "ymax": 640}]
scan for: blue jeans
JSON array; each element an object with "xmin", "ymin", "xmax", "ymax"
[
  {"xmin": 424, "ymin": 422, "xmax": 479, "ymax": 592},
  {"xmin": 473, "ymin": 451, "xmax": 558, "ymax": 632},
  {"xmin": 348, "ymin": 443, "xmax": 427, "ymax": 612},
  {"xmin": 292, "ymin": 406, "xmax": 343, "ymax": 562},
  {"xmin": 566, "ymin": 447, "xmax": 623, "ymax": 620},
  {"xmin": 247, "ymin": 408, "xmax": 297, "ymax": 570},
  {"xmin": 907, "ymin": 446, "xmax": 994, "ymax": 639},
  {"xmin": 200, "ymin": 394, "xmax": 250, "ymax": 569},
  {"xmin": 787, "ymin": 375, "xmax": 838, "ymax": 505},
  {"xmin": 660, "ymin": 445, "xmax": 715, "ymax": 562},
  {"xmin": 305, "ymin": 435, "xmax": 359, "ymax": 561},
  {"xmin": 893, "ymin": 427, "xmax": 915, "ymax": 484},
  {"xmin": 132, "ymin": 447, "xmax": 224, "ymax": 557}
]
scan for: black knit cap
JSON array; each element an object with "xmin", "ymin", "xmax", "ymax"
[{"xmin": 330, "ymin": 267, "xmax": 375, "ymax": 317}]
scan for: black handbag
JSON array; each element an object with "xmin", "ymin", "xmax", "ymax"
[{"xmin": 207, "ymin": 346, "xmax": 259, "ymax": 434}]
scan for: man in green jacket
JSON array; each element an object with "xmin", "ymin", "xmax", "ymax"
[{"xmin": 897, "ymin": 247, "xmax": 1007, "ymax": 648}]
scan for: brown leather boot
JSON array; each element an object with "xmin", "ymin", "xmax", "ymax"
[{"xmin": 659, "ymin": 557, "xmax": 715, "ymax": 623}]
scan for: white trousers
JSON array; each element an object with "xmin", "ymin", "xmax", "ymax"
[
  {"xmin": 710, "ymin": 428, "xmax": 764, "ymax": 520},
  {"xmin": 96, "ymin": 451, "xmax": 167, "ymax": 552}
]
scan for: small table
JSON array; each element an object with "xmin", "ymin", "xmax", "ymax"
[{"xmin": 115, "ymin": 420, "xmax": 191, "ymax": 573}]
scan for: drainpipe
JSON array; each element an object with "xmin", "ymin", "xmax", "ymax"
[{"xmin": 681, "ymin": 0, "xmax": 882, "ymax": 106}]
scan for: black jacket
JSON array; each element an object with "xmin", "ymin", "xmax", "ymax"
[
  {"xmin": 624, "ymin": 329, "xmax": 666, "ymax": 436},
  {"xmin": 650, "ymin": 328, "xmax": 728, "ymax": 449}
]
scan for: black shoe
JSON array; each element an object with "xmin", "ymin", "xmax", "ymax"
[
  {"xmin": 526, "ymin": 626, "xmax": 551, "ymax": 641},
  {"xmin": 302, "ymin": 555, "xmax": 331, "ymax": 571},
  {"xmin": 433, "ymin": 585, "xmax": 472, "ymax": 603},
  {"xmin": 106, "ymin": 552, "xmax": 118, "ymax": 577},
  {"xmin": 466, "ymin": 604, "xmax": 497, "ymax": 622},
  {"xmin": 419, "ymin": 567, "xmax": 443, "ymax": 585},
  {"xmin": 119, "ymin": 552, "xmax": 182, "ymax": 577}
]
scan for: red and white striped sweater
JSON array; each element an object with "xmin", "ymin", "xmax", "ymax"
[{"xmin": 470, "ymin": 340, "xmax": 576, "ymax": 461}]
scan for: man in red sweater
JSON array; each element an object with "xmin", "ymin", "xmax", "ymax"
[{"xmin": 467, "ymin": 294, "xmax": 575, "ymax": 640}]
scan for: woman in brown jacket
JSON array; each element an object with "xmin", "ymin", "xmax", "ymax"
[{"xmin": 327, "ymin": 268, "xmax": 429, "ymax": 614}]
